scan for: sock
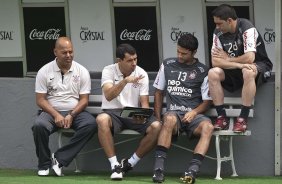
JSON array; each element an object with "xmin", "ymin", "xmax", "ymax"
[
  {"xmin": 154, "ymin": 145, "xmax": 168, "ymax": 171},
  {"xmin": 239, "ymin": 106, "xmax": 250, "ymax": 119},
  {"xmin": 187, "ymin": 153, "xmax": 204, "ymax": 173},
  {"xmin": 128, "ymin": 153, "xmax": 140, "ymax": 167},
  {"xmin": 108, "ymin": 156, "xmax": 119, "ymax": 170},
  {"xmin": 215, "ymin": 105, "xmax": 226, "ymax": 117}
]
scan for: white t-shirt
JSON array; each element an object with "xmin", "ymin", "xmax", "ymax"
[
  {"xmin": 101, "ymin": 63, "xmax": 149, "ymax": 109},
  {"xmin": 35, "ymin": 59, "xmax": 91, "ymax": 111}
]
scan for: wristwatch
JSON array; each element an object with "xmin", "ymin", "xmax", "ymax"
[{"xmin": 68, "ymin": 111, "xmax": 76, "ymax": 118}]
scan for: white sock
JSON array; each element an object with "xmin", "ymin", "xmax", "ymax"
[
  {"xmin": 128, "ymin": 153, "xmax": 141, "ymax": 167},
  {"xmin": 108, "ymin": 156, "xmax": 119, "ymax": 170}
]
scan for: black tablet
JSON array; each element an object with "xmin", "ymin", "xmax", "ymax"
[{"xmin": 120, "ymin": 107, "xmax": 154, "ymax": 118}]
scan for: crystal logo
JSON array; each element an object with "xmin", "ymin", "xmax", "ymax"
[
  {"xmin": 29, "ymin": 28, "xmax": 61, "ymax": 40},
  {"xmin": 170, "ymin": 27, "xmax": 195, "ymax": 42},
  {"xmin": 120, "ymin": 29, "xmax": 152, "ymax": 41},
  {"xmin": 264, "ymin": 28, "xmax": 275, "ymax": 44},
  {"xmin": 80, "ymin": 26, "xmax": 105, "ymax": 43},
  {"xmin": 0, "ymin": 31, "xmax": 13, "ymax": 40}
]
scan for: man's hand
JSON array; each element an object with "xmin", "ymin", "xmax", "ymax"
[
  {"xmin": 211, "ymin": 47, "xmax": 229, "ymax": 60},
  {"xmin": 125, "ymin": 75, "xmax": 144, "ymax": 84},
  {"xmin": 181, "ymin": 110, "xmax": 197, "ymax": 123},
  {"xmin": 54, "ymin": 114, "xmax": 66, "ymax": 128},
  {"xmin": 64, "ymin": 114, "xmax": 73, "ymax": 129},
  {"xmin": 240, "ymin": 63, "xmax": 257, "ymax": 72},
  {"xmin": 132, "ymin": 115, "xmax": 147, "ymax": 124}
]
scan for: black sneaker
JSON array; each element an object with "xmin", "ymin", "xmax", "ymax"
[
  {"xmin": 180, "ymin": 170, "xmax": 197, "ymax": 184},
  {"xmin": 110, "ymin": 165, "xmax": 123, "ymax": 180},
  {"xmin": 120, "ymin": 158, "xmax": 133, "ymax": 174},
  {"xmin": 152, "ymin": 168, "xmax": 165, "ymax": 183}
]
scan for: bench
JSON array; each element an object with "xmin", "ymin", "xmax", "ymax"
[{"xmin": 58, "ymin": 94, "xmax": 253, "ymax": 180}]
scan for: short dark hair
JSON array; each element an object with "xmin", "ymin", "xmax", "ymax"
[
  {"xmin": 116, "ymin": 43, "xmax": 136, "ymax": 60},
  {"xmin": 212, "ymin": 4, "xmax": 238, "ymax": 21},
  {"xmin": 177, "ymin": 33, "xmax": 198, "ymax": 51}
]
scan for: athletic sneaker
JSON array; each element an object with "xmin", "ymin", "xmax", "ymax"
[
  {"xmin": 110, "ymin": 165, "xmax": 123, "ymax": 180},
  {"xmin": 233, "ymin": 117, "xmax": 247, "ymax": 133},
  {"xmin": 120, "ymin": 158, "xmax": 133, "ymax": 174},
  {"xmin": 213, "ymin": 116, "xmax": 229, "ymax": 130},
  {"xmin": 180, "ymin": 170, "xmax": 197, "ymax": 184},
  {"xmin": 52, "ymin": 153, "xmax": 63, "ymax": 176},
  {"xmin": 37, "ymin": 168, "xmax": 49, "ymax": 176},
  {"xmin": 152, "ymin": 168, "xmax": 165, "ymax": 183}
]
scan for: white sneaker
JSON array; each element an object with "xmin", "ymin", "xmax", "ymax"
[
  {"xmin": 110, "ymin": 165, "xmax": 123, "ymax": 180},
  {"xmin": 52, "ymin": 153, "xmax": 63, "ymax": 176},
  {"xmin": 37, "ymin": 168, "xmax": 49, "ymax": 176}
]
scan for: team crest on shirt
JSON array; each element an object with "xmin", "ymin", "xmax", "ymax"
[
  {"xmin": 132, "ymin": 83, "xmax": 141, "ymax": 88},
  {"xmin": 72, "ymin": 75, "xmax": 80, "ymax": 83},
  {"xmin": 188, "ymin": 70, "xmax": 197, "ymax": 80}
]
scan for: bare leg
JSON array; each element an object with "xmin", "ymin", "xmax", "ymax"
[
  {"xmin": 242, "ymin": 68, "xmax": 257, "ymax": 106},
  {"xmin": 157, "ymin": 113, "xmax": 178, "ymax": 148},
  {"xmin": 208, "ymin": 67, "xmax": 225, "ymax": 105},
  {"xmin": 193, "ymin": 121, "xmax": 214, "ymax": 155},
  {"xmin": 135, "ymin": 121, "xmax": 162, "ymax": 158},
  {"xmin": 96, "ymin": 113, "xmax": 116, "ymax": 158}
]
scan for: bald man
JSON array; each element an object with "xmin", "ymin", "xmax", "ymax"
[{"xmin": 32, "ymin": 37, "xmax": 97, "ymax": 176}]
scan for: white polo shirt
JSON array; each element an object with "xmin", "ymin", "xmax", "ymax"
[
  {"xmin": 35, "ymin": 59, "xmax": 91, "ymax": 111},
  {"xmin": 101, "ymin": 63, "xmax": 149, "ymax": 109}
]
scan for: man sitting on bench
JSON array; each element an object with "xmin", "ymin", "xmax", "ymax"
[
  {"xmin": 152, "ymin": 34, "xmax": 214, "ymax": 184},
  {"xmin": 208, "ymin": 4, "xmax": 272, "ymax": 132}
]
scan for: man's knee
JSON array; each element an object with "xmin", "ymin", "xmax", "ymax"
[
  {"xmin": 208, "ymin": 67, "xmax": 222, "ymax": 81},
  {"xmin": 96, "ymin": 113, "xmax": 111, "ymax": 129},
  {"xmin": 200, "ymin": 121, "xmax": 214, "ymax": 136},
  {"xmin": 242, "ymin": 68, "xmax": 256, "ymax": 80}
]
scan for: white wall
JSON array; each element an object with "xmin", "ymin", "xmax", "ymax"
[
  {"xmin": 254, "ymin": 0, "xmax": 276, "ymax": 71},
  {"xmin": 160, "ymin": 0, "xmax": 206, "ymax": 65},
  {"xmin": 68, "ymin": 0, "xmax": 114, "ymax": 72}
]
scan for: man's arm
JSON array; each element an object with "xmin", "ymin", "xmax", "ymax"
[
  {"xmin": 139, "ymin": 95, "xmax": 150, "ymax": 108},
  {"xmin": 70, "ymin": 94, "xmax": 89, "ymax": 116},
  {"xmin": 36, "ymin": 93, "xmax": 64, "ymax": 128},
  {"xmin": 211, "ymin": 47, "xmax": 255, "ymax": 69},
  {"xmin": 154, "ymin": 89, "xmax": 164, "ymax": 121},
  {"xmin": 103, "ymin": 75, "xmax": 144, "ymax": 102}
]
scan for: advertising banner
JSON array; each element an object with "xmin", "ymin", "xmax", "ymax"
[
  {"xmin": 0, "ymin": 0, "xmax": 22, "ymax": 57},
  {"xmin": 160, "ymin": 0, "xmax": 206, "ymax": 65},
  {"xmin": 69, "ymin": 0, "xmax": 113, "ymax": 72},
  {"xmin": 114, "ymin": 6, "xmax": 160, "ymax": 71},
  {"xmin": 23, "ymin": 7, "xmax": 66, "ymax": 72}
]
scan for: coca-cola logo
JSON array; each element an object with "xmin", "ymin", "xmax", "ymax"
[
  {"xmin": 120, "ymin": 29, "xmax": 152, "ymax": 41},
  {"xmin": 29, "ymin": 28, "xmax": 61, "ymax": 40},
  {"xmin": 170, "ymin": 27, "xmax": 195, "ymax": 42}
]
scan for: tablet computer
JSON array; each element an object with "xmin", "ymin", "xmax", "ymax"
[{"xmin": 120, "ymin": 107, "xmax": 154, "ymax": 118}]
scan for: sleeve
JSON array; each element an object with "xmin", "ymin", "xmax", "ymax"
[
  {"xmin": 211, "ymin": 33, "xmax": 223, "ymax": 51},
  {"xmin": 101, "ymin": 65, "xmax": 114, "ymax": 87},
  {"xmin": 79, "ymin": 67, "xmax": 91, "ymax": 94},
  {"xmin": 139, "ymin": 70, "xmax": 149, "ymax": 96},
  {"xmin": 243, "ymin": 27, "xmax": 258, "ymax": 53},
  {"xmin": 153, "ymin": 63, "xmax": 166, "ymax": 90},
  {"xmin": 35, "ymin": 67, "xmax": 47, "ymax": 93},
  {"xmin": 201, "ymin": 76, "xmax": 212, "ymax": 100}
]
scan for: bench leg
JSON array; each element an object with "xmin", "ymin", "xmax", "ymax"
[
  {"xmin": 229, "ymin": 137, "xmax": 238, "ymax": 177},
  {"xmin": 215, "ymin": 135, "xmax": 223, "ymax": 180}
]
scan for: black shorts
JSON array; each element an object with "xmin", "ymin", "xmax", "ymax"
[
  {"xmin": 222, "ymin": 61, "xmax": 271, "ymax": 92},
  {"xmin": 164, "ymin": 111, "xmax": 211, "ymax": 141},
  {"xmin": 101, "ymin": 109, "xmax": 158, "ymax": 135}
]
